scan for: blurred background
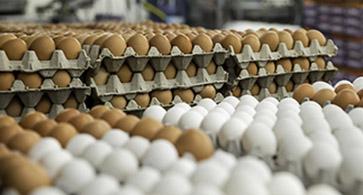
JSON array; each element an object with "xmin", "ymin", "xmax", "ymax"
[{"xmin": 0, "ymin": 0, "xmax": 361, "ymax": 82}]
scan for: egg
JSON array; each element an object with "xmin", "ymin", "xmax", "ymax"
[
  {"xmin": 0, "ymin": 144, "xmax": 9, "ymax": 157},
  {"xmin": 315, "ymin": 57, "xmax": 326, "ymax": 69},
  {"xmin": 265, "ymin": 61, "xmax": 276, "ymax": 74},
  {"xmin": 32, "ymin": 119, "xmax": 57, "ymax": 136},
  {"xmin": 307, "ymin": 29, "xmax": 327, "ymax": 46},
  {"xmin": 292, "ymin": 83, "xmax": 315, "ymax": 103},
  {"xmin": 68, "ymin": 113, "xmax": 93, "ymax": 131},
  {"xmin": 7, "ymin": 131, "xmax": 40, "ymax": 153},
  {"xmin": 6, "ymin": 97, "xmax": 23, "ymax": 117},
  {"xmin": 0, "ymin": 33, "xmax": 17, "ymax": 47},
  {"xmin": 151, "ymin": 90, "xmax": 173, "ymax": 105},
  {"xmin": 126, "ymin": 166, "xmax": 160, "ymax": 193},
  {"xmin": 191, "ymin": 160, "xmax": 229, "ymax": 188},
  {"xmin": 29, "ymin": 187, "xmax": 67, "ymax": 195},
  {"xmin": 278, "ymin": 31, "xmax": 294, "ymax": 49},
  {"xmin": 306, "ymin": 184, "xmax": 341, "ymax": 195},
  {"xmin": 276, "ymin": 58, "xmax": 292, "ymax": 72},
  {"xmin": 335, "ymin": 83, "xmax": 353, "ymax": 94},
  {"xmin": 81, "ymin": 119, "xmax": 111, "ymax": 139},
  {"xmin": 164, "ymin": 64, "xmax": 177, "ymax": 79},
  {"xmin": 143, "ymin": 105, "xmax": 166, "ymax": 122},
  {"xmin": 292, "ymin": 29, "xmax": 309, "ymax": 47},
  {"xmin": 17, "ymin": 72, "xmax": 43, "ymax": 88},
  {"xmin": 174, "ymin": 88, "xmax": 195, "ymax": 103},
  {"xmin": 268, "ymin": 82, "xmax": 277, "ymax": 93},
  {"xmin": 29, "ymin": 36, "xmax": 56, "ymax": 60},
  {"xmin": 56, "ymin": 37, "xmax": 81, "ymax": 59},
  {"xmin": 165, "ymin": 32, "xmax": 177, "ymax": 41},
  {"xmin": 312, "ymin": 89, "xmax": 336, "ymax": 106},
  {"xmin": 292, "ymin": 57, "xmax": 310, "ymax": 70},
  {"xmin": 171, "ymin": 34, "xmax": 193, "ymax": 54},
  {"xmin": 151, "ymin": 173, "xmax": 191, "ymax": 195},
  {"xmin": 28, "ymin": 137, "xmax": 62, "ymax": 162},
  {"xmin": 186, "ymin": 62, "xmax": 197, "ymax": 77},
  {"xmin": 153, "ymin": 126, "xmax": 182, "ymax": 144},
  {"xmin": 0, "ymin": 153, "xmax": 27, "ymax": 178},
  {"xmin": 221, "ymin": 34, "xmax": 242, "ymax": 53},
  {"xmin": 52, "ymin": 70, "xmax": 71, "ymax": 87},
  {"xmin": 0, "ymin": 72, "xmax": 15, "ymax": 90},
  {"xmin": 78, "ymin": 174, "xmax": 119, "ymax": 195},
  {"xmin": 0, "ymin": 115, "xmax": 17, "ymax": 129},
  {"xmin": 116, "ymin": 65, "xmax": 132, "ymax": 83},
  {"xmin": 141, "ymin": 64, "xmax": 155, "ymax": 81},
  {"xmin": 19, "ymin": 111, "xmax": 47, "ymax": 129},
  {"xmin": 200, "ymin": 85, "xmax": 216, "ymax": 99},
  {"xmin": 94, "ymin": 67, "xmax": 109, "ymax": 85},
  {"xmin": 100, "ymin": 109, "xmax": 126, "ymax": 127},
  {"xmin": 251, "ymin": 84, "xmax": 260, "ymax": 96},
  {"xmin": 149, "ymin": 34, "xmax": 171, "ymax": 55},
  {"xmin": 49, "ymin": 123, "xmax": 78, "ymax": 147},
  {"xmin": 131, "ymin": 117, "xmax": 163, "ymax": 140},
  {"xmin": 88, "ymin": 105, "xmax": 110, "ymax": 119},
  {"xmin": 0, "ymin": 124, "xmax": 23, "ymax": 143},
  {"xmin": 83, "ymin": 34, "xmax": 99, "ymax": 45},
  {"xmin": 127, "ymin": 33, "xmax": 149, "ymax": 55},
  {"xmin": 268, "ymin": 172, "xmax": 305, "ymax": 195},
  {"xmin": 192, "ymin": 33, "xmax": 213, "ymax": 52},
  {"xmin": 142, "ymin": 139, "xmax": 178, "ymax": 171},
  {"xmin": 212, "ymin": 34, "xmax": 225, "ymax": 44},
  {"xmin": 101, "ymin": 34, "xmax": 126, "ymax": 56},
  {"xmin": 81, "ymin": 140, "xmax": 113, "ymax": 169},
  {"xmin": 206, "ymin": 61, "xmax": 217, "ymax": 75},
  {"xmin": 175, "ymin": 128, "xmax": 214, "ymax": 161},
  {"xmin": 114, "ymin": 115, "xmax": 140, "ymax": 133},
  {"xmin": 332, "ymin": 89, "xmax": 360, "ymax": 109},
  {"xmin": 242, "ymin": 34, "xmax": 261, "ymax": 52},
  {"xmin": 0, "ymin": 38, "xmax": 27, "ymax": 60},
  {"xmin": 35, "ymin": 96, "xmax": 51, "ymax": 113},
  {"xmin": 55, "ymin": 108, "xmax": 80, "ymax": 122},
  {"xmin": 64, "ymin": 95, "xmax": 78, "ymax": 108},
  {"xmin": 110, "ymin": 96, "xmax": 127, "ymax": 109},
  {"xmin": 247, "ymin": 62, "xmax": 258, "ymax": 75},
  {"xmin": 286, "ymin": 81, "xmax": 294, "ymax": 92},
  {"xmin": 260, "ymin": 31, "xmax": 279, "ymax": 51},
  {"xmin": 232, "ymin": 86, "xmax": 241, "ymax": 97}
]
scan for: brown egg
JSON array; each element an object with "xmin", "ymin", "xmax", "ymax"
[
  {"xmin": 212, "ymin": 34, "xmax": 225, "ymax": 44},
  {"xmin": 32, "ymin": 119, "xmax": 57, "ymax": 136},
  {"xmin": 165, "ymin": 32, "xmax": 177, "ymax": 42},
  {"xmin": 221, "ymin": 34, "xmax": 242, "ymax": 53},
  {"xmin": 0, "ymin": 39, "xmax": 27, "ymax": 60},
  {"xmin": 312, "ymin": 89, "xmax": 336, "ymax": 106},
  {"xmin": 110, "ymin": 96, "xmax": 127, "ymax": 109},
  {"xmin": 0, "ymin": 124, "xmax": 22, "ymax": 143},
  {"xmin": 164, "ymin": 64, "xmax": 177, "ymax": 79},
  {"xmin": 276, "ymin": 58, "xmax": 292, "ymax": 72},
  {"xmin": 114, "ymin": 115, "xmax": 140, "ymax": 133},
  {"xmin": 127, "ymin": 33, "xmax": 150, "ymax": 55},
  {"xmin": 247, "ymin": 62, "xmax": 258, "ymax": 75},
  {"xmin": 186, "ymin": 32, "xmax": 197, "ymax": 40},
  {"xmin": 206, "ymin": 61, "xmax": 217, "ymax": 75},
  {"xmin": 0, "ymin": 33, "xmax": 17, "ymax": 47},
  {"xmin": 315, "ymin": 57, "xmax": 326, "ymax": 69},
  {"xmin": 260, "ymin": 31, "xmax": 279, "ymax": 51},
  {"xmin": 56, "ymin": 37, "xmax": 81, "ymax": 59},
  {"xmin": 265, "ymin": 61, "xmax": 276, "ymax": 74},
  {"xmin": 0, "ymin": 154, "xmax": 28, "ymax": 179},
  {"xmin": 135, "ymin": 93, "xmax": 150, "ymax": 107},
  {"xmin": 268, "ymin": 82, "xmax": 277, "ymax": 93},
  {"xmin": 142, "ymin": 64, "xmax": 155, "ymax": 81},
  {"xmin": 6, "ymin": 97, "xmax": 23, "ymax": 117},
  {"xmin": 292, "ymin": 29, "xmax": 309, "ymax": 47},
  {"xmin": 174, "ymin": 89, "xmax": 195, "ymax": 103},
  {"xmin": 131, "ymin": 117, "xmax": 163, "ymax": 140},
  {"xmin": 3, "ymin": 163, "xmax": 50, "ymax": 194},
  {"xmin": 0, "ymin": 72, "xmax": 15, "ymax": 90},
  {"xmin": 357, "ymin": 89, "xmax": 363, "ymax": 99},
  {"xmin": 93, "ymin": 33, "xmax": 111, "ymax": 45},
  {"xmin": 153, "ymin": 126, "xmax": 182, "ymax": 144},
  {"xmin": 307, "ymin": 29, "xmax": 327, "ymax": 46},
  {"xmin": 192, "ymin": 33, "xmax": 213, "ymax": 52},
  {"xmin": 49, "ymin": 123, "xmax": 77, "ymax": 147},
  {"xmin": 29, "ymin": 36, "xmax": 56, "ymax": 60},
  {"xmin": 81, "ymin": 119, "xmax": 111, "ymax": 139},
  {"xmin": 53, "ymin": 35, "xmax": 64, "ymax": 45},
  {"xmin": 277, "ymin": 31, "xmax": 294, "ymax": 49},
  {"xmin": 55, "ymin": 108, "xmax": 80, "ymax": 123},
  {"xmin": 335, "ymin": 83, "xmax": 354, "ymax": 94},
  {"xmin": 100, "ymin": 109, "xmax": 126, "ymax": 127},
  {"xmin": 251, "ymin": 84, "xmax": 260, "ymax": 96},
  {"xmin": 101, "ymin": 34, "xmax": 126, "ymax": 56},
  {"xmin": 35, "ymin": 96, "xmax": 51, "ymax": 113},
  {"xmin": 149, "ymin": 34, "xmax": 171, "ymax": 55},
  {"xmin": 186, "ymin": 63, "xmax": 197, "ymax": 77},
  {"xmin": 19, "ymin": 112, "xmax": 47, "ymax": 129},
  {"xmin": 0, "ymin": 144, "xmax": 9, "ymax": 157},
  {"xmin": 332, "ymin": 89, "xmax": 360, "ymax": 109},
  {"xmin": 94, "ymin": 67, "xmax": 109, "ymax": 85},
  {"xmin": 175, "ymin": 128, "xmax": 214, "ymax": 161},
  {"xmin": 89, "ymin": 105, "xmax": 111, "ymax": 118},
  {"xmin": 292, "ymin": 83, "xmax": 315, "ymax": 103},
  {"xmin": 286, "ymin": 80, "xmax": 294, "ymax": 92},
  {"xmin": 200, "ymin": 85, "xmax": 216, "ymax": 99},
  {"xmin": 83, "ymin": 34, "xmax": 99, "ymax": 45},
  {"xmin": 241, "ymin": 34, "xmax": 261, "ymax": 52},
  {"xmin": 116, "ymin": 65, "xmax": 132, "ymax": 83},
  {"xmin": 171, "ymin": 34, "xmax": 193, "ymax": 54},
  {"xmin": 64, "ymin": 95, "xmax": 78, "ymax": 108},
  {"xmin": 359, "ymin": 98, "xmax": 363, "ymax": 107},
  {"xmin": 7, "ymin": 131, "xmax": 40, "ymax": 153},
  {"xmin": 17, "ymin": 72, "xmax": 43, "ymax": 88},
  {"xmin": 52, "ymin": 70, "xmax": 71, "ymax": 87},
  {"xmin": 0, "ymin": 115, "xmax": 16, "ymax": 129},
  {"xmin": 68, "ymin": 113, "xmax": 94, "ymax": 131},
  {"xmin": 151, "ymin": 90, "xmax": 173, "ymax": 105},
  {"xmin": 292, "ymin": 57, "xmax": 310, "ymax": 71},
  {"xmin": 232, "ymin": 86, "xmax": 241, "ymax": 97}
]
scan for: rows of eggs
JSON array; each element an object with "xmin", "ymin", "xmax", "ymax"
[{"xmin": 0, "ymin": 106, "xmax": 344, "ymax": 195}]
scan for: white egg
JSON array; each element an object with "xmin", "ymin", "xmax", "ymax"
[
  {"xmin": 223, "ymin": 96, "xmax": 240, "ymax": 108},
  {"xmin": 255, "ymin": 101, "xmax": 277, "ymax": 114},
  {"xmin": 273, "ymin": 118, "xmax": 304, "ymax": 143},
  {"xmin": 235, "ymin": 104, "xmax": 256, "ymax": 116},
  {"xmin": 152, "ymin": 173, "xmax": 192, "ymax": 195},
  {"xmin": 101, "ymin": 130, "xmax": 129, "ymax": 148},
  {"xmin": 200, "ymin": 111, "xmax": 228, "ymax": 135},
  {"xmin": 143, "ymin": 105, "xmax": 166, "ymax": 122},
  {"xmin": 217, "ymin": 102, "xmax": 235, "ymax": 115},
  {"xmin": 323, "ymin": 104, "xmax": 345, "ymax": 118},
  {"xmin": 225, "ymin": 169, "xmax": 268, "ymax": 195},
  {"xmin": 78, "ymin": 174, "xmax": 120, "ymax": 195},
  {"xmin": 334, "ymin": 128, "xmax": 363, "ymax": 152},
  {"xmin": 261, "ymin": 96, "xmax": 279, "ymax": 106},
  {"xmin": 231, "ymin": 111, "xmax": 253, "ymax": 125},
  {"xmin": 81, "ymin": 140, "xmax": 113, "ymax": 169},
  {"xmin": 277, "ymin": 134, "xmax": 312, "ymax": 167},
  {"xmin": 302, "ymin": 118, "xmax": 331, "ymax": 134},
  {"xmin": 28, "ymin": 137, "xmax": 62, "ymax": 162},
  {"xmin": 162, "ymin": 106, "xmax": 188, "ymax": 126},
  {"xmin": 189, "ymin": 184, "xmax": 223, "ymax": 195},
  {"xmin": 191, "ymin": 159, "xmax": 228, "ymax": 188},
  {"xmin": 165, "ymin": 157, "xmax": 196, "ymax": 178},
  {"xmin": 239, "ymin": 95, "xmax": 259, "ymax": 108},
  {"xmin": 307, "ymin": 131, "xmax": 339, "ymax": 149},
  {"xmin": 276, "ymin": 110, "xmax": 302, "ymax": 126},
  {"xmin": 197, "ymin": 98, "xmax": 217, "ymax": 111},
  {"xmin": 30, "ymin": 187, "xmax": 66, "ymax": 195},
  {"xmin": 100, "ymin": 149, "xmax": 138, "ymax": 182},
  {"xmin": 123, "ymin": 136, "xmax": 150, "ymax": 160},
  {"xmin": 126, "ymin": 166, "xmax": 161, "ymax": 193},
  {"xmin": 334, "ymin": 80, "xmax": 352, "ymax": 89},
  {"xmin": 142, "ymin": 140, "xmax": 178, "ymax": 171},
  {"xmin": 210, "ymin": 107, "xmax": 232, "ymax": 117},
  {"xmin": 279, "ymin": 97, "xmax": 300, "ymax": 108},
  {"xmin": 353, "ymin": 76, "xmax": 363, "ymax": 91},
  {"xmin": 174, "ymin": 102, "xmax": 192, "ymax": 110},
  {"xmin": 190, "ymin": 105, "xmax": 208, "ymax": 116},
  {"xmin": 212, "ymin": 150, "xmax": 237, "ymax": 171},
  {"xmin": 325, "ymin": 111, "xmax": 354, "ymax": 132},
  {"xmin": 268, "ymin": 172, "xmax": 305, "ymax": 195},
  {"xmin": 300, "ymin": 101, "xmax": 323, "ymax": 120},
  {"xmin": 178, "ymin": 111, "xmax": 204, "ymax": 130},
  {"xmin": 218, "ymin": 117, "xmax": 247, "ymax": 154},
  {"xmin": 338, "ymin": 149, "xmax": 363, "ymax": 191},
  {"xmin": 306, "ymin": 184, "xmax": 342, "ymax": 195},
  {"xmin": 277, "ymin": 103, "xmax": 300, "ymax": 114},
  {"xmin": 109, "ymin": 185, "xmax": 144, "ymax": 195},
  {"xmin": 40, "ymin": 150, "xmax": 73, "ymax": 179},
  {"xmin": 254, "ymin": 114, "xmax": 275, "ymax": 128},
  {"xmin": 232, "ymin": 156, "xmax": 271, "ymax": 183},
  {"xmin": 56, "ymin": 159, "xmax": 96, "ymax": 194},
  {"xmin": 66, "ymin": 134, "xmax": 96, "ymax": 156},
  {"xmin": 312, "ymin": 81, "xmax": 334, "ymax": 92},
  {"xmin": 349, "ymin": 108, "xmax": 363, "ymax": 129}
]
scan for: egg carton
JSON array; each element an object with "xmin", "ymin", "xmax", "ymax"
[
  {"xmin": 0, "ymin": 49, "xmax": 91, "ymax": 74},
  {"xmin": 229, "ymin": 39, "xmax": 337, "ymax": 65}
]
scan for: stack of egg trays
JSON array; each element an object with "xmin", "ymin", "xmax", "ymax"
[
  {"xmin": 85, "ymin": 43, "xmax": 229, "ymax": 111},
  {"xmin": 228, "ymin": 39, "xmax": 338, "ymax": 100},
  {"xmin": 0, "ymin": 49, "xmax": 91, "ymax": 119}
]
